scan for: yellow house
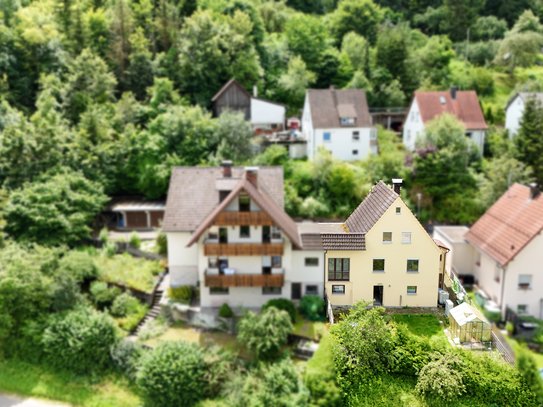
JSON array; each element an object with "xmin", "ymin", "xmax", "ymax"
[{"xmin": 321, "ymin": 180, "xmax": 449, "ymax": 308}]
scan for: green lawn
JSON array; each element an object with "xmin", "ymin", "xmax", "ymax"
[
  {"xmin": 0, "ymin": 359, "xmax": 141, "ymax": 407},
  {"xmin": 96, "ymin": 252, "xmax": 164, "ymax": 292},
  {"xmin": 291, "ymin": 312, "xmax": 327, "ymax": 341},
  {"xmin": 391, "ymin": 313, "xmax": 449, "ymax": 347}
]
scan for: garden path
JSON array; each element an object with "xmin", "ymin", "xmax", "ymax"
[{"xmin": 0, "ymin": 394, "xmax": 69, "ymax": 407}]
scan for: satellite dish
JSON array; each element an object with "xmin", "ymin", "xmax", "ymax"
[{"xmin": 503, "ymin": 53, "xmax": 511, "ymax": 61}]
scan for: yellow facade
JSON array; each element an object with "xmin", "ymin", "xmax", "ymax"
[{"xmin": 325, "ymin": 197, "xmax": 443, "ymax": 307}]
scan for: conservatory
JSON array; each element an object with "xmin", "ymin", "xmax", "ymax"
[{"xmin": 449, "ymin": 302, "xmax": 492, "ymax": 343}]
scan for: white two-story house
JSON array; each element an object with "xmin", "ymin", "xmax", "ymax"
[
  {"xmin": 505, "ymin": 92, "xmax": 543, "ymax": 138},
  {"xmin": 402, "ymin": 87, "xmax": 488, "ymax": 154},
  {"xmin": 162, "ymin": 162, "xmax": 324, "ymax": 309},
  {"xmin": 302, "ymin": 86, "xmax": 378, "ymax": 161}
]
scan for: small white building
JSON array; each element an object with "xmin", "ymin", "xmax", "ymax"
[
  {"xmin": 402, "ymin": 87, "xmax": 488, "ymax": 154},
  {"xmin": 162, "ymin": 162, "xmax": 324, "ymax": 309},
  {"xmin": 505, "ymin": 92, "xmax": 543, "ymax": 138},
  {"xmin": 302, "ymin": 86, "xmax": 377, "ymax": 161}
]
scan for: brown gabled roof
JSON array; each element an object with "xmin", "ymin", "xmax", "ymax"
[
  {"xmin": 414, "ymin": 91, "xmax": 488, "ymax": 130},
  {"xmin": 433, "ymin": 239, "xmax": 450, "ymax": 252},
  {"xmin": 464, "ymin": 183, "xmax": 543, "ymax": 266},
  {"xmin": 319, "ymin": 223, "xmax": 365, "ymax": 250},
  {"xmin": 296, "ymin": 223, "xmax": 324, "ymax": 250},
  {"xmin": 345, "ymin": 181, "xmax": 399, "ymax": 233},
  {"xmin": 306, "ymin": 88, "xmax": 372, "ymax": 128},
  {"xmin": 162, "ymin": 167, "xmax": 284, "ymax": 232},
  {"xmin": 211, "ymin": 78, "xmax": 252, "ymax": 102},
  {"xmin": 184, "ymin": 175, "xmax": 302, "ymax": 248}
]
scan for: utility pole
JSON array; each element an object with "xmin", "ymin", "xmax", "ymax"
[{"xmin": 465, "ymin": 28, "xmax": 470, "ymax": 69}]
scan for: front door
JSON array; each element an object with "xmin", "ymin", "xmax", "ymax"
[
  {"xmin": 262, "ymin": 226, "xmax": 271, "ymax": 243},
  {"xmin": 292, "ymin": 283, "xmax": 302, "ymax": 300},
  {"xmin": 373, "ymin": 285, "xmax": 384, "ymax": 306},
  {"xmin": 219, "ymin": 227, "xmax": 228, "ymax": 243}
]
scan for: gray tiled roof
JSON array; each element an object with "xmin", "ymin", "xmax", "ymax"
[
  {"xmin": 321, "ymin": 232, "xmax": 366, "ymax": 250},
  {"xmin": 307, "ymin": 88, "xmax": 372, "ymax": 128},
  {"xmin": 162, "ymin": 167, "xmax": 284, "ymax": 232}
]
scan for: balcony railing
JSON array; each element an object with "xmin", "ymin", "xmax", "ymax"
[
  {"xmin": 204, "ymin": 243, "xmax": 283, "ymax": 256},
  {"xmin": 204, "ymin": 269, "xmax": 284, "ymax": 287},
  {"xmin": 214, "ymin": 212, "xmax": 273, "ymax": 226}
]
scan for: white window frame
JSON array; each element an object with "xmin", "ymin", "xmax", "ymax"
[
  {"xmin": 372, "ymin": 258, "xmax": 385, "ymax": 273},
  {"xmin": 396, "ymin": 207, "xmax": 401, "ymax": 215},
  {"xmin": 331, "ymin": 285, "xmax": 345, "ymax": 295},
  {"xmin": 517, "ymin": 304, "xmax": 528, "ymax": 314},
  {"xmin": 352, "ymin": 131, "xmax": 360, "ymax": 141},
  {"xmin": 382, "ymin": 231, "xmax": 392, "ymax": 243},
  {"xmin": 518, "ymin": 274, "xmax": 532, "ymax": 290},
  {"xmin": 401, "ymin": 231, "xmax": 412, "ymax": 244},
  {"xmin": 407, "ymin": 286, "xmax": 417, "ymax": 295},
  {"xmin": 323, "ymin": 132, "xmax": 331, "ymax": 142},
  {"xmin": 370, "ymin": 129, "xmax": 377, "ymax": 139},
  {"xmin": 407, "ymin": 258, "xmax": 419, "ymax": 273}
]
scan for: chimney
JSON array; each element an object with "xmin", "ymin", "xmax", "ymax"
[
  {"xmin": 450, "ymin": 86, "xmax": 456, "ymax": 100},
  {"xmin": 253, "ymin": 84, "xmax": 258, "ymax": 97},
  {"xmin": 222, "ymin": 160, "xmax": 232, "ymax": 177},
  {"xmin": 245, "ymin": 166, "xmax": 259, "ymax": 187},
  {"xmin": 392, "ymin": 178, "xmax": 403, "ymax": 195},
  {"xmin": 529, "ymin": 182, "xmax": 540, "ymax": 200}
]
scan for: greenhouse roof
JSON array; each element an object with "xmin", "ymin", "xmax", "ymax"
[{"xmin": 449, "ymin": 302, "xmax": 488, "ymax": 327}]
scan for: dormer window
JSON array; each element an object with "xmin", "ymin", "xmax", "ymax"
[{"xmin": 341, "ymin": 118, "xmax": 355, "ymax": 125}]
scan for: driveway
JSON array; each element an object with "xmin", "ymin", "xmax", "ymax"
[{"xmin": 0, "ymin": 394, "xmax": 69, "ymax": 407}]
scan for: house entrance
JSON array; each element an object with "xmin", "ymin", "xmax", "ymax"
[
  {"xmin": 291, "ymin": 283, "xmax": 302, "ymax": 300},
  {"xmin": 262, "ymin": 226, "xmax": 271, "ymax": 243},
  {"xmin": 373, "ymin": 286, "xmax": 383, "ymax": 306}
]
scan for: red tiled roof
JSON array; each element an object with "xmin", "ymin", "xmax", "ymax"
[
  {"xmin": 415, "ymin": 91, "xmax": 488, "ymax": 130},
  {"xmin": 433, "ymin": 239, "xmax": 450, "ymax": 251},
  {"xmin": 464, "ymin": 183, "xmax": 543, "ymax": 266}
]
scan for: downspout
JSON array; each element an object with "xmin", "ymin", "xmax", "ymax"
[
  {"xmin": 500, "ymin": 264, "xmax": 507, "ymax": 319},
  {"xmin": 323, "ymin": 250, "xmax": 327, "ymax": 300}
]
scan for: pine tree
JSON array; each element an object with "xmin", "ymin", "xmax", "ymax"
[{"xmin": 516, "ymin": 97, "xmax": 543, "ymax": 185}]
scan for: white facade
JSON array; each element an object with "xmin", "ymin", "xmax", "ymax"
[
  {"xmin": 505, "ymin": 94, "xmax": 525, "ymax": 139},
  {"xmin": 433, "ymin": 226, "xmax": 474, "ymax": 276},
  {"xmin": 402, "ymin": 96, "xmax": 486, "ymax": 154},
  {"xmin": 168, "ymin": 232, "xmax": 199, "ymax": 286},
  {"xmin": 250, "ymin": 98, "xmax": 285, "ymax": 129}
]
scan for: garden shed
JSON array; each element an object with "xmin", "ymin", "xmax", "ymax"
[{"xmin": 449, "ymin": 302, "xmax": 491, "ymax": 343}]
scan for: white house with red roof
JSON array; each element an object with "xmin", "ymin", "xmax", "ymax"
[
  {"xmin": 402, "ymin": 87, "xmax": 488, "ymax": 154},
  {"xmin": 437, "ymin": 183, "xmax": 543, "ymax": 319}
]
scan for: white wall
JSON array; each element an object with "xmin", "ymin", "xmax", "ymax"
[
  {"xmin": 433, "ymin": 227, "xmax": 475, "ymax": 276},
  {"xmin": 167, "ymin": 232, "xmax": 199, "ymax": 286},
  {"xmin": 313, "ymin": 127, "xmax": 373, "ymax": 161},
  {"xmin": 471, "ymin": 248, "xmax": 502, "ymax": 305},
  {"xmin": 468, "ymin": 130, "xmax": 486, "ymax": 155},
  {"xmin": 288, "ymin": 143, "xmax": 307, "ymax": 159},
  {"xmin": 290, "ymin": 249, "xmax": 325, "ymax": 297},
  {"xmin": 251, "ymin": 98, "xmax": 285, "ymax": 126},
  {"xmin": 224, "ymin": 196, "xmax": 262, "ymax": 212},
  {"xmin": 402, "ymin": 98, "xmax": 425, "ymax": 151},
  {"xmin": 505, "ymin": 95, "xmax": 524, "ymax": 139},
  {"xmin": 301, "ymin": 94, "xmax": 315, "ymax": 159}
]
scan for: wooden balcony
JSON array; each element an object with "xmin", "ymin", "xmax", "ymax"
[
  {"xmin": 204, "ymin": 243, "xmax": 283, "ymax": 256},
  {"xmin": 213, "ymin": 211, "xmax": 273, "ymax": 226},
  {"xmin": 204, "ymin": 271, "xmax": 284, "ymax": 287}
]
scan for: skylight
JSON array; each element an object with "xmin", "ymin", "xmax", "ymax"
[{"xmin": 440, "ymin": 96, "xmax": 446, "ymax": 104}]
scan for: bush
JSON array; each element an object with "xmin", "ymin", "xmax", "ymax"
[
  {"xmin": 111, "ymin": 292, "xmax": 140, "ymax": 317},
  {"xmin": 219, "ymin": 303, "xmax": 234, "ymax": 318},
  {"xmin": 415, "ymin": 351, "xmax": 466, "ymax": 400},
  {"xmin": 51, "ymin": 271, "xmax": 83, "ymax": 312},
  {"xmin": 137, "ymin": 341, "xmax": 207, "ymax": 407},
  {"xmin": 506, "ymin": 321, "xmax": 515, "ymax": 335},
  {"xmin": 168, "ymin": 285, "xmax": 192, "ymax": 303},
  {"xmin": 111, "ymin": 340, "xmax": 145, "ymax": 380},
  {"xmin": 156, "ymin": 231, "xmax": 167, "ymax": 255},
  {"xmin": 138, "ymin": 315, "xmax": 169, "ymax": 341},
  {"xmin": 90, "ymin": 281, "xmax": 122, "ymax": 310},
  {"xmin": 59, "ymin": 250, "xmax": 100, "ymax": 281},
  {"xmin": 42, "ymin": 307, "xmax": 118, "ymax": 373},
  {"xmin": 103, "ymin": 241, "xmax": 117, "ymax": 257},
  {"xmin": 262, "ymin": 298, "xmax": 297, "ymax": 323},
  {"xmin": 516, "ymin": 345, "xmax": 543, "ymax": 403},
  {"xmin": 204, "ymin": 347, "xmax": 240, "ymax": 397},
  {"xmin": 129, "ymin": 231, "xmax": 141, "ymax": 248},
  {"xmin": 237, "ymin": 306, "xmax": 293, "ymax": 361},
  {"xmin": 99, "ymin": 227, "xmax": 109, "ymax": 244},
  {"xmin": 300, "ymin": 295, "xmax": 325, "ymax": 322}
]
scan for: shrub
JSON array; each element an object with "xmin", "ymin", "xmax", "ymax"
[
  {"xmin": 59, "ymin": 250, "xmax": 100, "ymax": 281},
  {"xmin": 506, "ymin": 321, "xmax": 515, "ymax": 335},
  {"xmin": 516, "ymin": 345, "xmax": 543, "ymax": 403},
  {"xmin": 168, "ymin": 285, "xmax": 192, "ymax": 302},
  {"xmin": 51, "ymin": 271, "xmax": 83, "ymax": 312},
  {"xmin": 111, "ymin": 292, "xmax": 139, "ymax": 317},
  {"xmin": 219, "ymin": 303, "xmax": 234, "ymax": 318},
  {"xmin": 300, "ymin": 295, "xmax": 325, "ymax": 322},
  {"xmin": 90, "ymin": 281, "xmax": 122, "ymax": 310},
  {"xmin": 204, "ymin": 347, "xmax": 240, "ymax": 397},
  {"xmin": 262, "ymin": 298, "xmax": 296, "ymax": 323},
  {"xmin": 129, "ymin": 231, "xmax": 141, "ymax": 248},
  {"xmin": 103, "ymin": 241, "xmax": 117, "ymax": 257},
  {"xmin": 137, "ymin": 341, "xmax": 207, "ymax": 407},
  {"xmin": 99, "ymin": 227, "xmax": 109, "ymax": 244},
  {"xmin": 416, "ymin": 351, "xmax": 466, "ymax": 400},
  {"xmin": 42, "ymin": 307, "xmax": 118, "ymax": 373},
  {"xmin": 237, "ymin": 306, "xmax": 293, "ymax": 361},
  {"xmin": 111, "ymin": 340, "xmax": 145, "ymax": 380},
  {"xmin": 156, "ymin": 231, "xmax": 167, "ymax": 255},
  {"xmin": 138, "ymin": 315, "xmax": 169, "ymax": 341}
]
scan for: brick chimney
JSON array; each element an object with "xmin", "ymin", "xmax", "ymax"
[
  {"xmin": 450, "ymin": 86, "xmax": 457, "ymax": 100},
  {"xmin": 222, "ymin": 160, "xmax": 232, "ymax": 177},
  {"xmin": 529, "ymin": 182, "xmax": 540, "ymax": 200},
  {"xmin": 245, "ymin": 167, "xmax": 259, "ymax": 187},
  {"xmin": 392, "ymin": 178, "xmax": 403, "ymax": 195}
]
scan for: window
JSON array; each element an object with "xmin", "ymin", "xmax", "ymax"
[
  {"xmin": 407, "ymin": 130, "xmax": 411, "ymax": 141},
  {"xmin": 396, "ymin": 207, "xmax": 401, "ymax": 214},
  {"xmin": 323, "ymin": 132, "xmax": 331, "ymax": 142},
  {"xmin": 305, "ymin": 258, "xmax": 319, "ymax": 266},
  {"xmin": 240, "ymin": 226, "xmax": 250, "ymax": 238},
  {"xmin": 306, "ymin": 285, "xmax": 318, "ymax": 295},
  {"xmin": 239, "ymin": 195, "xmax": 250, "ymax": 212},
  {"xmin": 353, "ymin": 150, "xmax": 358, "ymax": 155},
  {"xmin": 271, "ymin": 226, "xmax": 281, "ymax": 239},
  {"xmin": 370, "ymin": 129, "xmax": 377, "ymax": 139},
  {"xmin": 208, "ymin": 231, "xmax": 218, "ymax": 240},
  {"xmin": 352, "ymin": 131, "xmax": 360, "ymax": 140},
  {"xmin": 402, "ymin": 232, "xmax": 412, "ymax": 244},
  {"xmin": 332, "ymin": 285, "xmax": 345, "ymax": 294},
  {"xmin": 382, "ymin": 232, "xmax": 392, "ymax": 243},
  {"xmin": 411, "ymin": 112, "xmax": 415, "ymax": 121},
  {"xmin": 465, "ymin": 132, "xmax": 472, "ymax": 139},
  {"xmin": 519, "ymin": 275, "xmax": 532, "ymax": 290},
  {"xmin": 518, "ymin": 304, "xmax": 528, "ymax": 314},
  {"xmin": 208, "ymin": 257, "xmax": 218, "ymax": 268},
  {"xmin": 407, "ymin": 286, "xmax": 417, "ymax": 295},
  {"xmin": 263, "ymin": 287, "xmax": 282, "ymax": 295},
  {"xmin": 219, "ymin": 191, "xmax": 229, "ymax": 202},
  {"xmin": 272, "ymin": 256, "xmax": 282, "ymax": 268},
  {"xmin": 328, "ymin": 258, "xmax": 350, "ymax": 281},
  {"xmin": 210, "ymin": 287, "xmax": 229, "ymax": 295},
  {"xmin": 373, "ymin": 259, "xmax": 385, "ymax": 273},
  {"xmin": 407, "ymin": 259, "xmax": 419, "ymax": 273}
]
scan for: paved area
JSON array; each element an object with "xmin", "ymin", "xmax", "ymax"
[{"xmin": 0, "ymin": 394, "xmax": 69, "ymax": 407}]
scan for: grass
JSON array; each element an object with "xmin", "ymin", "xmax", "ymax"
[
  {"xmin": 0, "ymin": 359, "xmax": 141, "ymax": 407},
  {"xmin": 505, "ymin": 336, "xmax": 543, "ymax": 369},
  {"xmin": 291, "ymin": 311, "xmax": 327, "ymax": 341},
  {"xmin": 96, "ymin": 252, "xmax": 164, "ymax": 292},
  {"xmin": 391, "ymin": 313, "xmax": 449, "ymax": 346}
]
